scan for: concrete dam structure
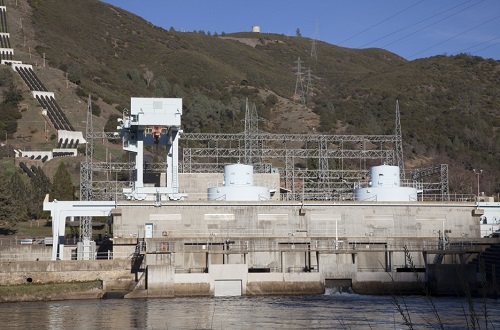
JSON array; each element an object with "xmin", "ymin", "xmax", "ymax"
[
  {"xmin": 111, "ymin": 198, "xmax": 488, "ymax": 296},
  {"xmin": 39, "ymin": 97, "xmax": 500, "ymax": 297}
]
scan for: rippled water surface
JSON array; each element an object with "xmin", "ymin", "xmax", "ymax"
[{"xmin": 1, "ymin": 292, "xmax": 499, "ymax": 329}]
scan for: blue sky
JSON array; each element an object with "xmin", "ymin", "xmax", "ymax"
[{"xmin": 102, "ymin": 0, "xmax": 500, "ymax": 60}]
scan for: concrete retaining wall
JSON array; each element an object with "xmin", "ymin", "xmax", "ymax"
[
  {"xmin": 146, "ymin": 264, "xmax": 174, "ymax": 297},
  {"xmin": 0, "ymin": 260, "xmax": 135, "ymax": 289},
  {"xmin": 0, "ymin": 245, "xmax": 52, "ymax": 261}
]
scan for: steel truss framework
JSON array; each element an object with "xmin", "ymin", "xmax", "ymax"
[
  {"xmin": 82, "ymin": 102, "xmax": 449, "ymax": 201},
  {"xmin": 179, "ymin": 133, "xmax": 450, "ymax": 200},
  {"xmin": 85, "ymin": 133, "xmax": 449, "ymax": 201},
  {"xmin": 180, "ymin": 131, "xmax": 395, "ymax": 194},
  {"xmin": 79, "ymin": 96, "xmax": 93, "ymax": 241}
]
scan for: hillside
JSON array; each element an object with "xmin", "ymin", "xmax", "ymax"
[{"xmin": 2, "ymin": 0, "xmax": 499, "ymax": 195}]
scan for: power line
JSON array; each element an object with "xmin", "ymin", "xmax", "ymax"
[
  {"xmin": 454, "ymin": 35, "xmax": 500, "ymax": 55},
  {"xmin": 338, "ymin": 0, "xmax": 426, "ymax": 45},
  {"xmin": 471, "ymin": 39, "xmax": 500, "ymax": 55},
  {"xmin": 359, "ymin": 0, "xmax": 471, "ymax": 48},
  {"xmin": 409, "ymin": 14, "xmax": 500, "ymax": 59},
  {"xmin": 382, "ymin": 0, "xmax": 485, "ymax": 49}
]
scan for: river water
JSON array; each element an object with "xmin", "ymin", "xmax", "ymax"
[{"xmin": 1, "ymin": 292, "xmax": 499, "ymax": 329}]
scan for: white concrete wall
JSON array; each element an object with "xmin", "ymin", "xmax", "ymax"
[{"xmin": 113, "ymin": 202, "xmax": 480, "ymax": 240}]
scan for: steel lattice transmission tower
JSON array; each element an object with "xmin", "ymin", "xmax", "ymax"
[
  {"xmin": 79, "ymin": 95, "xmax": 94, "ymax": 242},
  {"xmin": 310, "ymin": 20, "xmax": 319, "ymax": 60},
  {"xmin": 244, "ymin": 100, "xmax": 262, "ymax": 165},
  {"xmin": 305, "ymin": 68, "xmax": 313, "ymax": 102},
  {"xmin": 293, "ymin": 57, "xmax": 305, "ymax": 104},
  {"xmin": 318, "ymin": 135, "xmax": 329, "ymax": 190},
  {"xmin": 310, "ymin": 39, "xmax": 317, "ymax": 60},
  {"xmin": 394, "ymin": 99, "xmax": 405, "ymax": 180}
]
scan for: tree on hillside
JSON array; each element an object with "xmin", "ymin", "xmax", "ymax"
[
  {"xmin": 296, "ymin": 28, "xmax": 302, "ymax": 37},
  {"xmin": 153, "ymin": 76, "xmax": 171, "ymax": 97},
  {"xmin": 29, "ymin": 167, "xmax": 52, "ymax": 219},
  {"xmin": 172, "ymin": 84, "xmax": 184, "ymax": 98},
  {"xmin": 51, "ymin": 162, "xmax": 74, "ymax": 201},
  {"xmin": 0, "ymin": 67, "xmax": 13, "ymax": 87},
  {"xmin": 8, "ymin": 171, "xmax": 29, "ymax": 222},
  {"xmin": 104, "ymin": 113, "xmax": 122, "ymax": 144},
  {"xmin": 91, "ymin": 102, "xmax": 101, "ymax": 117},
  {"xmin": 67, "ymin": 64, "xmax": 82, "ymax": 85},
  {"xmin": 0, "ymin": 167, "xmax": 22, "ymax": 232},
  {"xmin": 3, "ymin": 84, "xmax": 23, "ymax": 105},
  {"xmin": 0, "ymin": 84, "xmax": 23, "ymax": 140},
  {"xmin": 127, "ymin": 69, "xmax": 144, "ymax": 86}
]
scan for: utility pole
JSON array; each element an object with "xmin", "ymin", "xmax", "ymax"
[{"xmin": 473, "ymin": 169, "xmax": 482, "ymax": 197}]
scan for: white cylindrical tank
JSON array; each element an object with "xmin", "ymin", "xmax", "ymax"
[
  {"xmin": 369, "ymin": 165, "xmax": 400, "ymax": 187},
  {"xmin": 208, "ymin": 164, "xmax": 270, "ymax": 201},
  {"xmin": 252, "ymin": 25, "xmax": 261, "ymax": 33},
  {"xmin": 224, "ymin": 164, "xmax": 253, "ymax": 186},
  {"xmin": 355, "ymin": 165, "xmax": 418, "ymax": 202}
]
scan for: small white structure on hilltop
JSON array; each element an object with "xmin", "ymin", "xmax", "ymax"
[
  {"xmin": 354, "ymin": 164, "xmax": 420, "ymax": 202},
  {"xmin": 252, "ymin": 25, "xmax": 261, "ymax": 33},
  {"xmin": 208, "ymin": 164, "xmax": 271, "ymax": 201}
]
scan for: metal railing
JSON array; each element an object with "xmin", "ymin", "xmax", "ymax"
[
  {"xmin": 281, "ymin": 192, "xmax": 476, "ymax": 202},
  {"xmin": 0, "ymin": 237, "xmax": 86, "ymax": 246},
  {"xmin": 0, "ymin": 250, "xmax": 135, "ymax": 262},
  {"xmin": 112, "ymin": 238, "xmax": 483, "ymax": 254},
  {"xmin": 1, "ymin": 234, "xmax": 483, "ymax": 262}
]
